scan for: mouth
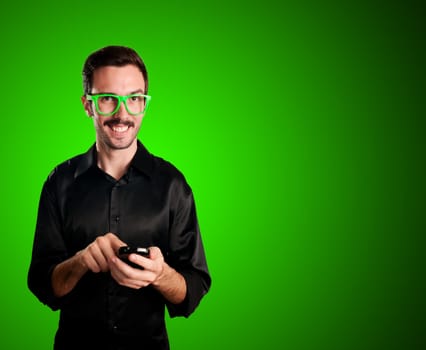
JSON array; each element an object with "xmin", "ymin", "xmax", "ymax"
[
  {"xmin": 104, "ymin": 120, "xmax": 134, "ymax": 134},
  {"xmin": 111, "ymin": 124, "xmax": 130, "ymax": 133}
]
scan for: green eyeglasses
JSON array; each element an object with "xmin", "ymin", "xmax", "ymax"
[{"xmin": 86, "ymin": 93, "xmax": 151, "ymax": 116}]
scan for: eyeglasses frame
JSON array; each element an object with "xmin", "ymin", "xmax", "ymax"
[{"xmin": 86, "ymin": 93, "xmax": 151, "ymax": 116}]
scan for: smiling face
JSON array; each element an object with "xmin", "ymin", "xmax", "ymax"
[{"xmin": 82, "ymin": 64, "xmax": 147, "ymax": 152}]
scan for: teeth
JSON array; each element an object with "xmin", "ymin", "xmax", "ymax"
[{"xmin": 112, "ymin": 125, "xmax": 129, "ymax": 133}]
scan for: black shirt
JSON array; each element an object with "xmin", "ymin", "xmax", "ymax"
[{"xmin": 28, "ymin": 141, "xmax": 211, "ymax": 350}]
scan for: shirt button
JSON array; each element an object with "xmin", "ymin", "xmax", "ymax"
[{"xmin": 115, "ymin": 216, "xmax": 120, "ymax": 222}]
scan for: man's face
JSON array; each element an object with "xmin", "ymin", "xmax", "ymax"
[{"xmin": 83, "ymin": 64, "xmax": 147, "ymax": 151}]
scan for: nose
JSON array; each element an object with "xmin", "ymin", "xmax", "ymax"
[{"xmin": 113, "ymin": 100, "xmax": 128, "ymax": 118}]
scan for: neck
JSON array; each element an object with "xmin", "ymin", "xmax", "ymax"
[{"xmin": 96, "ymin": 140, "xmax": 138, "ymax": 180}]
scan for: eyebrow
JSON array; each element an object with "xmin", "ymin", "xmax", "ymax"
[{"xmin": 92, "ymin": 89, "xmax": 146, "ymax": 95}]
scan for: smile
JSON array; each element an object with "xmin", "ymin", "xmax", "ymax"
[{"xmin": 111, "ymin": 125, "xmax": 130, "ymax": 133}]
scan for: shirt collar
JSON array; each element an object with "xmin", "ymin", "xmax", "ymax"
[
  {"xmin": 131, "ymin": 140, "xmax": 154, "ymax": 178},
  {"xmin": 74, "ymin": 140, "xmax": 154, "ymax": 179}
]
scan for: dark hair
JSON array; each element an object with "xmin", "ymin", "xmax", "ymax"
[{"xmin": 82, "ymin": 45, "xmax": 148, "ymax": 95}]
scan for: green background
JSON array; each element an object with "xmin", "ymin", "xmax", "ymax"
[{"xmin": 0, "ymin": 0, "xmax": 424, "ymax": 349}]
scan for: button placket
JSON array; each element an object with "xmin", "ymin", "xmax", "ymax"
[{"xmin": 109, "ymin": 184, "xmax": 121, "ymax": 233}]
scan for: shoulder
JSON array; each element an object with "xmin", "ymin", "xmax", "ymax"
[
  {"xmin": 45, "ymin": 146, "xmax": 94, "ymax": 190},
  {"xmin": 151, "ymin": 154, "xmax": 184, "ymax": 179},
  {"xmin": 47, "ymin": 154, "xmax": 84, "ymax": 180},
  {"xmin": 152, "ymin": 155, "xmax": 189, "ymax": 190}
]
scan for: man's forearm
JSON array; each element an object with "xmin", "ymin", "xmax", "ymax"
[
  {"xmin": 51, "ymin": 252, "xmax": 88, "ymax": 298},
  {"xmin": 153, "ymin": 263, "xmax": 187, "ymax": 304}
]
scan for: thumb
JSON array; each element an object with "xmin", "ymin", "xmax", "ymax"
[
  {"xmin": 105, "ymin": 232, "xmax": 127, "ymax": 250},
  {"xmin": 148, "ymin": 246, "xmax": 163, "ymax": 260}
]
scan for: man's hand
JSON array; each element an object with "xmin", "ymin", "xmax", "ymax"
[
  {"xmin": 79, "ymin": 232, "xmax": 126, "ymax": 273},
  {"xmin": 110, "ymin": 247, "xmax": 187, "ymax": 304},
  {"xmin": 110, "ymin": 246, "xmax": 165, "ymax": 288},
  {"xmin": 52, "ymin": 232, "xmax": 125, "ymax": 297}
]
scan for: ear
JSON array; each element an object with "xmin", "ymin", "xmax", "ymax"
[{"xmin": 81, "ymin": 95, "xmax": 93, "ymax": 117}]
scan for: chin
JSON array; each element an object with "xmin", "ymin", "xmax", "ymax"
[
  {"xmin": 113, "ymin": 141, "xmax": 135, "ymax": 150},
  {"xmin": 103, "ymin": 137, "xmax": 135, "ymax": 150}
]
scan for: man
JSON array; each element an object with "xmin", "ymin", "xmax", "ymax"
[{"xmin": 28, "ymin": 45, "xmax": 211, "ymax": 350}]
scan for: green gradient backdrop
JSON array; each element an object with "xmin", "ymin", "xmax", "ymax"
[{"xmin": 0, "ymin": 1, "xmax": 424, "ymax": 349}]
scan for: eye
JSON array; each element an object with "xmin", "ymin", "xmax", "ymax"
[
  {"xmin": 130, "ymin": 95, "xmax": 143, "ymax": 102},
  {"xmin": 100, "ymin": 96, "xmax": 114, "ymax": 103}
]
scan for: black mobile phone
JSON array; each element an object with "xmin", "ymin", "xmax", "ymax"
[{"xmin": 118, "ymin": 246, "xmax": 150, "ymax": 269}]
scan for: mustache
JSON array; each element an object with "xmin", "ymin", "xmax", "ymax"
[{"xmin": 103, "ymin": 119, "xmax": 135, "ymax": 128}]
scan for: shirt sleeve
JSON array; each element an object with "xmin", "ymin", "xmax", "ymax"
[
  {"xmin": 165, "ymin": 178, "xmax": 211, "ymax": 318},
  {"xmin": 27, "ymin": 175, "xmax": 69, "ymax": 311}
]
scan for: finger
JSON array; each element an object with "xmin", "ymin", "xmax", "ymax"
[
  {"xmin": 128, "ymin": 253, "xmax": 151, "ymax": 270},
  {"xmin": 133, "ymin": 247, "xmax": 164, "ymax": 275},
  {"xmin": 81, "ymin": 251, "xmax": 102, "ymax": 273},
  {"xmin": 109, "ymin": 258, "xmax": 128, "ymax": 281},
  {"xmin": 88, "ymin": 239, "xmax": 109, "ymax": 272},
  {"xmin": 147, "ymin": 246, "xmax": 163, "ymax": 259},
  {"xmin": 110, "ymin": 257, "xmax": 153, "ymax": 288},
  {"xmin": 111, "ymin": 256, "xmax": 147, "ymax": 279},
  {"xmin": 105, "ymin": 232, "xmax": 127, "ymax": 251},
  {"xmin": 111, "ymin": 271, "xmax": 150, "ymax": 289},
  {"xmin": 97, "ymin": 234, "xmax": 121, "ymax": 260}
]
